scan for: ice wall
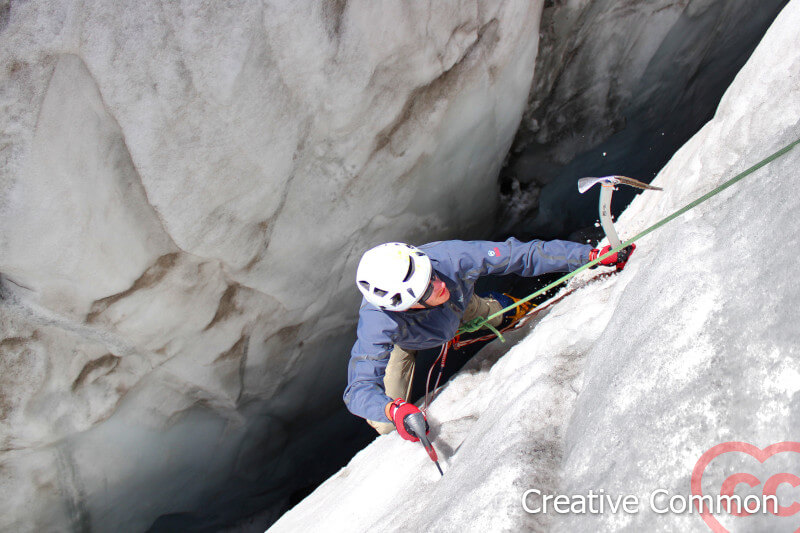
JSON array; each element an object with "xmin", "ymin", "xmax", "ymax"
[
  {"xmin": 269, "ymin": 1, "xmax": 800, "ymax": 531},
  {"xmin": 498, "ymin": 0, "xmax": 788, "ymax": 238},
  {"xmin": 0, "ymin": 1, "xmax": 543, "ymax": 530}
]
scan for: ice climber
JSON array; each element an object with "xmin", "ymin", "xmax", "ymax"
[{"xmin": 343, "ymin": 238, "xmax": 634, "ymax": 440}]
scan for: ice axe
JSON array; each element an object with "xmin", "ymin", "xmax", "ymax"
[
  {"xmin": 405, "ymin": 411, "xmax": 444, "ymax": 476},
  {"xmin": 578, "ymin": 175, "xmax": 662, "ymax": 250}
]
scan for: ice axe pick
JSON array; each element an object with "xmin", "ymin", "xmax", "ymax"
[{"xmin": 578, "ymin": 175, "xmax": 662, "ymax": 250}]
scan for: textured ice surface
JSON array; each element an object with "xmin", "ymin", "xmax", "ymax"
[
  {"xmin": 0, "ymin": 1, "xmax": 542, "ymax": 530},
  {"xmin": 499, "ymin": 0, "xmax": 789, "ymax": 238},
  {"xmin": 269, "ymin": 2, "xmax": 800, "ymax": 531}
]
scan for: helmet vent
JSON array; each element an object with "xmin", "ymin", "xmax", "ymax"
[
  {"xmin": 402, "ymin": 257, "xmax": 415, "ymax": 282},
  {"xmin": 356, "ymin": 242, "xmax": 431, "ymax": 311}
]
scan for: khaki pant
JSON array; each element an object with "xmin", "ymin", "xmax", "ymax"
[{"xmin": 366, "ymin": 293, "xmax": 503, "ymax": 434}]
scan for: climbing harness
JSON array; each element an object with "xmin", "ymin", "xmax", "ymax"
[
  {"xmin": 422, "ymin": 270, "xmax": 617, "ymax": 411},
  {"xmin": 423, "ymin": 136, "xmax": 800, "ymax": 409}
]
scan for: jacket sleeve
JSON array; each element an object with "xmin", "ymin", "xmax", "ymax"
[
  {"xmin": 432, "ymin": 237, "xmax": 592, "ymax": 281},
  {"xmin": 342, "ymin": 304, "xmax": 396, "ymax": 422}
]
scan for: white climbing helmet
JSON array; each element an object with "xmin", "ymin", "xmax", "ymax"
[{"xmin": 356, "ymin": 242, "xmax": 432, "ymax": 311}]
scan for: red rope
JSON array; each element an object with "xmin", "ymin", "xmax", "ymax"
[{"xmin": 423, "ymin": 340, "xmax": 450, "ymax": 412}]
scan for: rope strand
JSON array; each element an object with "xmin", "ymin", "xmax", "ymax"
[
  {"xmin": 458, "ymin": 136, "xmax": 800, "ymax": 335},
  {"xmin": 423, "ymin": 136, "xmax": 800, "ymax": 410}
]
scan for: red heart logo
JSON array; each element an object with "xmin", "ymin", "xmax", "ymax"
[{"xmin": 691, "ymin": 441, "xmax": 800, "ymax": 532}]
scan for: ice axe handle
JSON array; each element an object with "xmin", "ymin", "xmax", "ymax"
[
  {"xmin": 405, "ymin": 412, "xmax": 444, "ymax": 475},
  {"xmin": 599, "ymin": 184, "xmax": 622, "ymax": 249},
  {"xmin": 405, "ymin": 412, "xmax": 429, "ymax": 442}
]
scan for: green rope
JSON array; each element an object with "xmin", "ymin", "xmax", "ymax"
[
  {"xmin": 479, "ymin": 320, "xmax": 505, "ymax": 342},
  {"xmin": 458, "ymin": 136, "xmax": 800, "ymax": 336}
]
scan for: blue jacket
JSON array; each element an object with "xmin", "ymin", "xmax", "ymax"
[{"xmin": 343, "ymin": 238, "xmax": 592, "ymax": 422}]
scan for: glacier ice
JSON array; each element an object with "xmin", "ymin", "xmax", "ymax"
[
  {"xmin": 0, "ymin": 1, "xmax": 543, "ymax": 530},
  {"xmin": 499, "ymin": 0, "xmax": 789, "ymax": 239},
  {"xmin": 269, "ymin": 1, "xmax": 800, "ymax": 531}
]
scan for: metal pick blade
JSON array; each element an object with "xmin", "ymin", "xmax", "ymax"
[
  {"xmin": 578, "ymin": 176, "xmax": 620, "ymax": 194},
  {"xmin": 613, "ymin": 175, "xmax": 663, "ymax": 191}
]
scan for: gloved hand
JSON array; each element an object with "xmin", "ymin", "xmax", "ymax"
[
  {"xmin": 589, "ymin": 244, "xmax": 636, "ymax": 270},
  {"xmin": 387, "ymin": 399, "xmax": 429, "ymax": 442}
]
